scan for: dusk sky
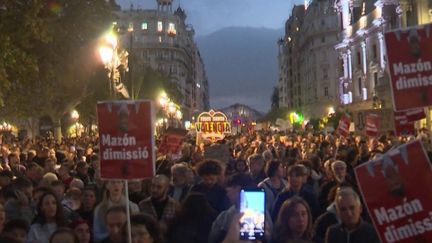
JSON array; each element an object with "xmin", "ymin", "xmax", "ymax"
[
  {"xmin": 117, "ymin": 0, "xmax": 304, "ymax": 112},
  {"xmin": 118, "ymin": 0, "xmax": 304, "ymax": 36}
]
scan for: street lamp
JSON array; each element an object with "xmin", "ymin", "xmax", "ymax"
[
  {"xmin": 98, "ymin": 29, "xmax": 130, "ymax": 99},
  {"xmin": 71, "ymin": 110, "xmax": 80, "ymax": 137}
]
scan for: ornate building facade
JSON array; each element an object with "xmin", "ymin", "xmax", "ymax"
[
  {"xmin": 278, "ymin": 0, "xmax": 340, "ymax": 119},
  {"xmin": 115, "ymin": 0, "xmax": 210, "ymax": 120},
  {"xmin": 334, "ymin": 0, "xmax": 432, "ymax": 131}
]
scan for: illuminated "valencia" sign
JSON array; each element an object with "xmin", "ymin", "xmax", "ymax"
[{"xmin": 196, "ymin": 110, "xmax": 232, "ymax": 141}]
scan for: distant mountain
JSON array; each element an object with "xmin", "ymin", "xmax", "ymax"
[{"xmin": 196, "ymin": 26, "xmax": 283, "ymax": 113}]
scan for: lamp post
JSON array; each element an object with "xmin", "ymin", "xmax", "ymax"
[
  {"xmin": 98, "ymin": 29, "xmax": 130, "ymax": 99},
  {"xmin": 71, "ymin": 110, "xmax": 80, "ymax": 137}
]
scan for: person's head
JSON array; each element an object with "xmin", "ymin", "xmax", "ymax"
[
  {"xmin": 382, "ymin": 161, "xmax": 405, "ymax": 197},
  {"xmin": 44, "ymin": 158, "xmax": 57, "ymax": 174},
  {"xmin": 105, "ymin": 180, "xmax": 124, "ymax": 199},
  {"xmin": 82, "ymin": 186, "xmax": 97, "ymax": 210},
  {"xmin": 265, "ymin": 160, "xmax": 284, "ymax": 178},
  {"xmin": 3, "ymin": 219, "xmax": 29, "ymax": 243},
  {"xmin": 26, "ymin": 162, "xmax": 44, "ymax": 182},
  {"xmin": 70, "ymin": 219, "xmax": 91, "ymax": 243},
  {"xmin": 76, "ymin": 161, "xmax": 89, "ymax": 175},
  {"xmin": 197, "ymin": 160, "xmax": 223, "ymax": 187},
  {"xmin": 0, "ymin": 170, "xmax": 13, "ymax": 188},
  {"xmin": 262, "ymin": 150, "xmax": 273, "ymax": 162},
  {"xmin": 50, "ymin": 228, "xmax": 79, "ymax": 243},
  {"xmin": 36, "ymin": 191, "xmax": 65, "ymax": 225},
  {"xmin": 334, "ymin": 187, "xmax": 362, "ymax": 229},
  {"xmin": 274, "ymin": 196, "xmax": 312, "ymax": 240},
  {"xmin": 128, "ymin": 179, "xmax": 143, "ymax": 193},
  {"xmin": 235, "ymin": 159, "xmax": 248, "ymax": 173},
  {"xmin": 225, "ymin": 173, "xmax": 255, "ymax": 205},
  {"xmin": 150, "ymin": 174, "xmax": 170, "ymax": 201},
  {"xmin": 12, "ymin": 177, "xmax": 33, "ymax": 202},
  {"xmin": 105, "ymin": 206, "xmax": 127, "ymax": 242},
  {"xmin": 51, "ymin": 180, "xmax": 65, "ymax": 200},
  {"xmin": 286, "ymin": 165, "xmax": 306, "ymax": 192},
  {"xmin": 70, "ymin": 178, "xmax": 84, "ymax": 190},
  {"xmin": 130, "ymin": 213, "xmax": 163, "ymax": 243},
  {"xmin": 171, "ymin": 163, "xmax": 191, "ymax": 187},
  {"xmin": 65, "ymin": 187, "xmax": 82, "ymax": 210},
  {"xmin": 57, "ymin": 163, "xmax": 71, "ymax": 180},
  {"xmin": 331, "ymin": 160, "xmax": 347, "ymax": 183},
  {"xmin": 248, "ymin": 153, "xmax": 265, "ymax": 175},
  {"xmin": 40, "ymin": 172, "xmax": 58, "ymax": 187}
]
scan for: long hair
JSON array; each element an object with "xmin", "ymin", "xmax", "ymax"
[
  {"xmin": 273, "ymin": 196, "xmax": 313, "ymax": 242},
  {"xmin": 34, "ymin": 191, "xmax": 67, "ymax": 227}
]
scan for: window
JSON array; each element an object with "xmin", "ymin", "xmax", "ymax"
[
  {"xmin": 324, "ymin": 87, "xmax": 329, "ymax": 97},
  {"xmin": 374, "ymin": 72, "xmax": 378, "ymax": 87},
  {"xmin": 372, "ymin": 44, "xmax": 377, "ymax": 59},
  {"xmin": 362, "ymin": 88, "xmax": 368, "ymax": 100},
  {"xmin": 348, "ymin": 92, "xmax": 353, "ymax": 103},
  {"xmin": 168, "ymin": 23, "xmax": 176, "ymax": 36},
  {"xmin": 321, "ymin": 37, "xmax": 326, "ymax": 43},
  {"xmin": 357, "ymin": 51, "xmax": 361, "ymax": 66},
  {"xmin": 343, "ymin": 93, "xmax": 349, "ymax": 104},
  {"xmin": 158, "ymin": 36, "xmax": 162, "ymax": 43},
  {"xmin": 157, "ymin": 21, "xmax": 163, "ymax": 32},
  {"xmin": 358, "ymin": 77, "xmax": 362, "ymax": 96},
  {"xmin": 141, "ymin": 22, "xmax": 148, "ymax": 30}
]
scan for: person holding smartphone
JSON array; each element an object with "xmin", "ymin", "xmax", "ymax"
[{"xmin": 208, "ymin": 173, "xmax": 272, "ymax": 243}]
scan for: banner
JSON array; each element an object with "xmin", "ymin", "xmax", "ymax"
[
  {"xmin": 337, "ymin": 113, "xmax": 351, "ymax": 137},
  {"xmin": 365, "ymin": 114, "xmax": 380, "ymax": 137},
  {"xmin": 97, "ymin": 100, "xmax": 155, "ymax": 179},
  {"xmin": 158, "ymin": 128, "xmax": 187, "ymax": 155},
  {"xmin": 355, "ymin": 140, "xmax": 432, "ymax": 242},
  {"xmin": 196, "ymin": 110, "xmax": 231, "ymax": 142},
  {"xmin": 385, "ymin": 23, "xmax": 432, "ymax": 111}
]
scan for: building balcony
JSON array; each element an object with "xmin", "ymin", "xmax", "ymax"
[{"xmin": 342, "ymin": 7, "xmax": 383, "ymax": 40}]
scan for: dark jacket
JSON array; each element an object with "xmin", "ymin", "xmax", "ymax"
[
  {"xmin": 325, "ymin": 221, "xmax": 379, "ymax": 243},
  {"xmin": 272, "ymin": 186, "xmax": 321, "ymax": 221},
  {"xmin": 312, "ymin": 204, "xmax": 338, "ymax": 243},
  {"xmin": 190, "ymin": 183, "xmax": 230, "ymax": 213},
  {"xmin": 168, "ymin": 184, "xmax": 191, "ymax": 202}
]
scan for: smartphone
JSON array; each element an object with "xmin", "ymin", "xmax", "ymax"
[{"xmin": 239, "ymin": 188, "xmax": 265, "ymax": 241}]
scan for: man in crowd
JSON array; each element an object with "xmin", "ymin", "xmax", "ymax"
[
  {"xmin": 139, "ymin": 174, "xmax": 178, "ymax": 233},
  {"xmin": 325, "ymin": 187, "xmax": 379, "ymax": 243},
  {"xmin": 101, "ymin": 206, "xmax": 127, "ymax": 243}
]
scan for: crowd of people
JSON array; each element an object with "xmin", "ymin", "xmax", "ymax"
[{"xmin": 0, "ymin": 129, "xmax": 429, "ymax": 243}]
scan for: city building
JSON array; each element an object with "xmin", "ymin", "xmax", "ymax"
[
  {"xmin": 278, "ymin": 0, "xmax": 340, "ymax": 119},
  {"xmin": 334, "ymin": 0, "xmax": 432, "ymax": 131},
  {"xmin": 115, "ymin": 0, "xmax": 210, "ymax": 121}
]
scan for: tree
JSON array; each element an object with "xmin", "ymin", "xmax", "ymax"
[{"xmin": 0, "ymin": 1, "xmax": 114, "ymax": 139}]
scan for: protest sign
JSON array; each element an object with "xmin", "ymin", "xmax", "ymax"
[
  {"xmin": 385, "ymin": 23, "xmax": 432, "ymax": 111},
  {"xmin": 97, "ymin": 100, "xmax": 155, "ymax": 179},
  {"xmin": 365, "ymin": 113, "xmax": 380, "ymax": 137},
  {"xmin": 196, "ymin": 110, "xmax": 232, "ymax": 142},
  {"xmin": 393, "ymin": 109, "xmax": 425, "ymax": 136},
  {"xmin": 158, "ymin": 128, "xmax": 187, "ymax": 155},
  {"xmin": 337, "ymin": 113, "xmax": 351, "ymax": 137},
  {"xmin": 355, "ymin": 140, "xmax": 432, "ymax": 242}
]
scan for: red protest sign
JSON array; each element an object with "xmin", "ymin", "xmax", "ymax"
[
  {"xmin": 365, "ymin": 113, "xmax": 380, "ymax": 137},
  {"xmin": 97, "ymin": 100, "xmax": 155, "ymax": 179},
  {"xmin": 385, "ymin": 23, "xmax": 432, "ymax": 111},
  {"xmin": 393, "ymin": 109, "xmax": 424, "ymax": 136},
  {"xmin": 355, "ymin": 140, "xmax": 432, "ymax": 243},
  {"xmin": 158, "ymin": 128, "xmax": 187, "ymax": 155},
  {"xmin": 337, "ymin": 113, "xmax": 351, "ymax": 137}
]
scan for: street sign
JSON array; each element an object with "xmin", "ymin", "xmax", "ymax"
[{"xmin": 97, "ymin": 100, "xmax": 155, "ymax": 179}]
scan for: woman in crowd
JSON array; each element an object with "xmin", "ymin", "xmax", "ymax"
[
  {"xmin": 28, "ymin": 191, "xmax": 67, "ymax": 243},
  {"xmin": 49, "ymin": 227, "xmax": 79, "ymax": 243},
  {"xmin": 271, "ymin": 196, "xmax": 313, "ymax": 243},
  {"xmin": 70, "ymin": 219, "xmax": 91, "ymax": 243},
  {"xmin": 93, "ymin": 180, "xmax": 139, "ymax": 242},
  {"xmin": 130, "ymin": 213, "xmax": 163, "ymax": 243},
  {"xmin": 78, "ymin": 186, "xmax": 98, "ymax": 227}
]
